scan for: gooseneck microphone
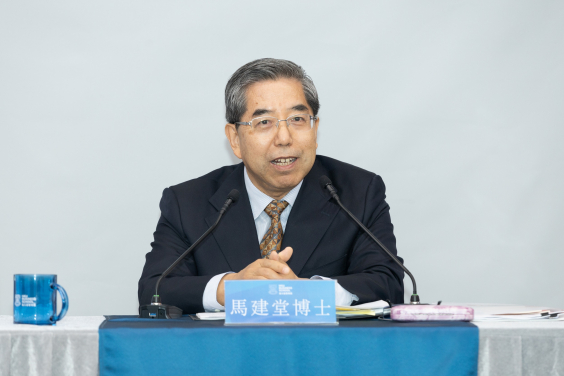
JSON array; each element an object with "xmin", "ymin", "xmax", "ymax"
[
  {"xmin": 139, "ymin": 189, "xmax": 240, "ymax": 319},
  {"xmin": 319, "ymin": 176, "xmax": 420, "ymax": 305}
]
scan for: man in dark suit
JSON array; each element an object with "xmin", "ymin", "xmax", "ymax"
[{"xmin": 139, "ymin": 58, "xmax": 404, "ymax": 314}]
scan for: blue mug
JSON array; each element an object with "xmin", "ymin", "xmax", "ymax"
[{"xmin": 13, "ymin": 274, "xmax": 69, "ymax": 325}]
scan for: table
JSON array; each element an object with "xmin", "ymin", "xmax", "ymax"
[
  {"xmin": 0, "ymin": 316, "xmax": 103, "ymax": 376},
  {"xmin": 99, "ymin": 315, "xmax": 478, "ymax": 376},
  {"xmin": 477, "ymin": 321, "xmax": 564, "ymax": 375},
  {"xmin": 2, "ymin": 315, "xmax": 564, "ymax": 376}
]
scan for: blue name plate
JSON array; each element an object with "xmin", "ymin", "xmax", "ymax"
[{"xmin": 224, "ymin": 280, "xmax": 337, "ymax": 325}]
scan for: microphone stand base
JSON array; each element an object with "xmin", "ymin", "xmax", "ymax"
[{"xmin": 139, "ymin": 304, "xmax": 183, "ymax": 319}]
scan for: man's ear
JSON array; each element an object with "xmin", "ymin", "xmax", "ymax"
[{"xmin": 225, "ymin": 123, "xmax": 243, "ymax": 159}]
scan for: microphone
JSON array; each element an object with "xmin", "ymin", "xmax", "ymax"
[
  {"xmin": 139, "ymin": 189, "xmax": 240, "ymax": 319},
  {"xmin": 319, "ymin": 176, "xmax": 420, "ymax": 305},
  {"xmin": 319, "ymin": 176, "xmax": 474, "ymax": 321}
]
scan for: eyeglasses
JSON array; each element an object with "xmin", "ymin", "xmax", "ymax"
[{"xmin": 235, "ymin": 114, "xmax": 317, "ymax": 135}]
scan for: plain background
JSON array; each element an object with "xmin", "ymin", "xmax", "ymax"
[{"xmin": 1, "ymin": 1, "xmax": 563, "ymax": 316}]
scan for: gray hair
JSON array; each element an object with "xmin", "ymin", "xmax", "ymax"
[{"xmin": 225, "ymin": 58, "xmax": 320, "ymax": 125}]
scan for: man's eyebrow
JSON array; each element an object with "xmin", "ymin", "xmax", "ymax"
[
  {"xmin": 290, "ymin": 104, "xmax": 309, "ymax": 112},
  {"xmin": 250, "ymin": 104, "xmax": 310, "ymax": 118},
  {"xmin": 251, "ymin": 108, "xmax": 273, "ymax": 117}
]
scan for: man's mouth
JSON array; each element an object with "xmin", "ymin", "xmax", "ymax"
[{"xmin": 271, "ymin": 157, "xmax": 297, "ymax": 166}]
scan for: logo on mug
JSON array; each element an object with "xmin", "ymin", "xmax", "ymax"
[
  {"xmin": 14, "ymin": 294, "xmax": 21, "ymax": 307},
  {"xmin": 21, "ymin": 295, "xmax": 37, "ymax": 307}
]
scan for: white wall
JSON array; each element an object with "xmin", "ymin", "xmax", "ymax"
[{"xmin": 1, "ymin": 1, "xmax": 563, "ymax": 315}]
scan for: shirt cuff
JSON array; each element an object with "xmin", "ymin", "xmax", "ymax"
[
  {"xmin": 202, "ymin": 272, "xmax": 235, "ymax": 312},
  {"xmin": 310, "ymin": 275, "xmax": 359, "ymax": 306}
]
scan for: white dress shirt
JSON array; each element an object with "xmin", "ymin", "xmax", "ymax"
[{"xmin": 202, "ymin": 167, "xmax": 358, "ymax": 311}]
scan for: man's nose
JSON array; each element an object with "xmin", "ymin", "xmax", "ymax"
[{"xmin": 274, "ymin": 120, "xmax": 292, "ymax": 146}]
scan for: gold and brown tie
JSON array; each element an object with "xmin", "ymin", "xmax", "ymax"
[{"xmin": 260, "ymin": 200, "xmax": 289, "ymax": 258}]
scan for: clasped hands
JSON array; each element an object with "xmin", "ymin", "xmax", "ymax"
[{"xmin": 216, "ymin": 246, "xmax": 303, "ymax": 306}]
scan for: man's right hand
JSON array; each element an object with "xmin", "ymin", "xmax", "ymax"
[{"xmin": 216, "ymin": 252, "xmax": 292, "ymax": 306}]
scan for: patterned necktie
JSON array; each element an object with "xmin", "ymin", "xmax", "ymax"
[{"xmin": 260, "ymin": 200, "xmax": 290, "ymax": 258}]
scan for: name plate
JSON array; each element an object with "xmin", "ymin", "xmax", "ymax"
[{"xmin": 224, "ymin": 280, "xmax": 337, "ymax": 325}]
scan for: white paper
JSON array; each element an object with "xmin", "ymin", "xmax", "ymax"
[
  {"xmin": 337, "ymin": 300, "xmax": 390, "ymax": 310},
  {"xmin": 196, "ymin": 312, "xmax": 226, "ymax": 320}
]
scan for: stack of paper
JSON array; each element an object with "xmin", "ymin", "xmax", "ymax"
[
  {"xmin": 336, "ymin": 300, "xmax": 390, "ymax": 319},
  {"xmin": 465, "ymin": 304, "xmax": 564, "ymax": 322}
]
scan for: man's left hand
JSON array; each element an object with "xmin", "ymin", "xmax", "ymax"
[{"xmin": 268, "ymin": 247, "xmax": 303, "ymax": 280}]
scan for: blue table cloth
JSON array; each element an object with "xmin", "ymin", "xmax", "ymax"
[{"xmin": 99, "ymin": 315, "xmax": 478, "ymax": 376}]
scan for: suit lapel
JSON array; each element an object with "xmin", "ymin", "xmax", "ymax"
[
  {"xmin": 205, "ymin": 164, "xmax": 260, "ymax": 272},
  {"xmin": 281, "ymin": 160, "xmax": 341, "ymax": 275}
]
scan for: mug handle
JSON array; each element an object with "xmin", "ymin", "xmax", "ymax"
[{"xmin": 51, "ymin": 283, "xmax": 69, "ymax": 322}]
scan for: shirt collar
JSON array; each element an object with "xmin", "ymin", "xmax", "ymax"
[{"xmin": 244, "ymin": 166, "xmax": 303, "ymax": 220}]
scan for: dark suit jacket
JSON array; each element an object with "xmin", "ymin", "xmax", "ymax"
[{"xmin": 138, "ymin": 155, "xmax": 404, "ymax": 313}]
